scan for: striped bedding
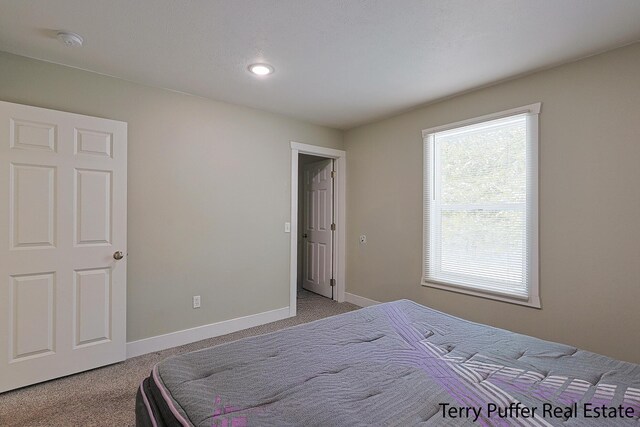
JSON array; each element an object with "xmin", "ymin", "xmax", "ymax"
[{"xmin": 136, "ymin": 300, "xmax": 640, "ymax": 426}]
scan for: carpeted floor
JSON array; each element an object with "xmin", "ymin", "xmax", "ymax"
[{"xmin": 0, "ymin": 291, "xmax": 359, "ymax": 426}]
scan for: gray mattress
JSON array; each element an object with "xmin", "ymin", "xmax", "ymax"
[{"xmin": 144, "ymin": 300, "xmax": 640, "ymax": 426}]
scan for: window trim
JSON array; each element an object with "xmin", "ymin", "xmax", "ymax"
[{"xmin": 421, "ymin": 103, "xmax": 541, "ymax": 308}]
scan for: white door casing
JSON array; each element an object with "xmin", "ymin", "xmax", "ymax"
[
  {"xmin": 0, "ymin": 101, "xmax": 127, "ymax": 393},
  {"xmin": 302, "ymin": 159, "xmax": 334, "ymax": 298},
  {"xmin": 289, "ymin": 141, "xmax": 346, "ymax": 316}
]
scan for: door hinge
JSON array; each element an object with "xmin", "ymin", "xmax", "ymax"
[
  {"xmin": 330, "ymin": 278, "xmax": 336, "ymax": 287},
  {"xmin": 331, "ymin": 170, "xmax": 336, "ymax": 179},
  {"xmin": 331, "ymin": 223, "xmax": 336, "ymax": 231}
]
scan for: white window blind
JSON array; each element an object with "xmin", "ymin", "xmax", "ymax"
[{"xmin": 423, "ymin": 104, "xmax": 540, "ymax": 307}]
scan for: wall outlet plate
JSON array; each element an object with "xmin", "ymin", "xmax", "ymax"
[{"xmin": 193, "ymin": 295, "xmax": 201, "ymax": 309}]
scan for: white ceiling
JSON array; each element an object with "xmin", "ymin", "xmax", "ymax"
[{"xmin": 1, "ymin": 1, "xmax": 639, "ymax": 130}]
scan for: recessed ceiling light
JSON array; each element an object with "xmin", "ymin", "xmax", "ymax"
[
  {"xmin": 248, "ymin": 63, "xmax": 274, "ymax": 76},
  {"xmin": 57, "ymin": 31, "xmax": 84, "ymax": 48}
]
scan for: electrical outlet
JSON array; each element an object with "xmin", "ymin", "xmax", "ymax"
[
  {"xmin": 193, "ymin": 295, "xmax": 201, "ymax": 309},
  {"xmin": 359, "ymin": 235, "xmax": 367, "ymax": 244}
]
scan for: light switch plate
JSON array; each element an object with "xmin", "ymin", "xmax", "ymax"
[{"xmin": 284, "ymin": 222, "xmax": 291, "ymax": 233}]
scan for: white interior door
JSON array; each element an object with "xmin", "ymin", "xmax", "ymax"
[
  {"xmin": 0, "ymin": 101, "xmax": 127, "ymax": 393},
  {"xmin": 302, "ymin": 159, "xmax": 334, "ymax": 298}
]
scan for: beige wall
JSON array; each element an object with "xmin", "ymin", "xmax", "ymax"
[
  {"xmin": 345, "ymin": 42, "xmax": 640, "ymax": 363},
  {"xmin": 0, "ymin": 51, "xmax": 343, "ymax": 342}
]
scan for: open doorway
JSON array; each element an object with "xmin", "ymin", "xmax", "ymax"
[
  {"xmin": 298, "ymin": 154, "xmax": 335, "ymax": 299},
  {"xmin": 289, "ymin": 142, "xmax": 346, "ymax": 317}
]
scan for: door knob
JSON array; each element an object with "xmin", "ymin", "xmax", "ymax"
[
  {"xmin": 303, "ymin": 233, "xmax": 308, "ymax": 238},
  {"xmin": 113, "ymin": 251, "xmax": 124, "ymax": 260}
]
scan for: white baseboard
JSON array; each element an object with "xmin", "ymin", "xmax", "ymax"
[
  {"xmin": 345, "ymin": 292, "xmax": 380, "ymax": 307},
  {"xmin": 126, "ymin": 306, "xmax": 291, "ymax": 358}
]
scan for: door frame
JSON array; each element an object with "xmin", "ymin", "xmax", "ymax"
[{"xmin": 290, "ymin": 142, "xmax": 346, "ymax": 316}]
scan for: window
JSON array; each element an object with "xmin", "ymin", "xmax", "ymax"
[{"xmin": 422, "ymin": 103, "xmax": 540, "ymax": 307}]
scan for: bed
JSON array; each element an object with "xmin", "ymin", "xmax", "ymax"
[{"xmin": 136, "ymin": 300, "xmax": 640, "ymax": 426}]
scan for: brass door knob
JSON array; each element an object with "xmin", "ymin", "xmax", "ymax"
[{"xmin": 113, "ymin": 251, "xmax": 124, "ymax": 260}]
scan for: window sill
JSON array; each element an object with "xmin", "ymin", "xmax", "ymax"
[{"xmin": 421, "ymin": 280, "xmax": 541, "ymax": 309}]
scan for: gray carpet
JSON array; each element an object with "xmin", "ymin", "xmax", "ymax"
[{"xmin": 0, "ymin": 291, "xmax": 359, "ymax": 426}]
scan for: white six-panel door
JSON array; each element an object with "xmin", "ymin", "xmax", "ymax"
[
  {"xmin": 0, "ymin": 101, "xmax": 127, "ymax": 392},
  {"xmin": 302, "ymin": 159, "xmax": 334, "ymax": 298}
]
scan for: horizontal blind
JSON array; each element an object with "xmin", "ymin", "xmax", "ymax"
[{"xmin": 424, "ymin": 113, "xmax": 535, "ymax": 299}]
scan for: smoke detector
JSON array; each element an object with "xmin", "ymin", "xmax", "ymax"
[{"xmin": 56, "ymin": 31, "xmax": 84, "ymax": 48}]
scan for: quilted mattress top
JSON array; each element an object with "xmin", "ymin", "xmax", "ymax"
[{"xmin": 153, "ymin": 300, "xmax": 640, "ymax": 426}]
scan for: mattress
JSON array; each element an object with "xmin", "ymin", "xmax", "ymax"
[{"xmin": 136, "ymin": 300, "xmax": 640, "ymax": 426}]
